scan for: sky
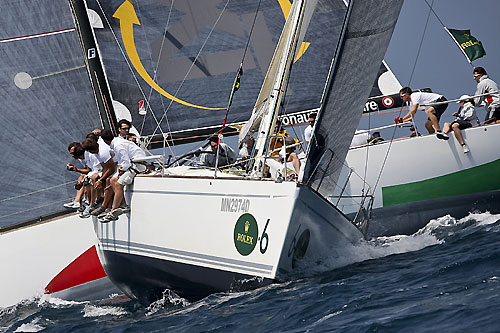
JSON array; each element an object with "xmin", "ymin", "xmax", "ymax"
[{"xmin": 374, "ymin": 0, "xmax": 500, "ymax": 135}]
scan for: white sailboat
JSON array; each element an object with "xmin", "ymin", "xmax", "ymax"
[{"xmin": 91, "ymin": 0, "xmax": 404, "ymax": 303}]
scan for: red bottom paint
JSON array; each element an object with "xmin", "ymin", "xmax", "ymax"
[{"xmin": 45, "ymin": 246, "xmax": 106, "ymax": 294}]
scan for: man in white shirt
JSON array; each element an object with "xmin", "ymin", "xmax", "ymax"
[
  {"xmin": 99, "ymin": 129, "xmax": 147, "ymax": 222},
  {"xmin": 303, "ymin": 112, "xmax": 317, "ymax": 147},
  {"xmin": 82, "ymin": 136, "xmax": 116, "ymax": 217},
  {"xmin": 399, "ymin": 87, "xmax": 449, "ymax": 139},
  {"xmin": 473, "ymin": 67, "xmax": 500, "ymax": 124}
]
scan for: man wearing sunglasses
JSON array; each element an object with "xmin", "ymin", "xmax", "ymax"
[
  {"xmin": 473, "ymin": 67, "xmax": 500, "ymax": 125},
  {"xmin": 398, "ymin": 86, "xmax": 449, "ymax": 140},
  {"xmin": 118, "ymin": 119, "xmax": 132, "ymax": 139}
]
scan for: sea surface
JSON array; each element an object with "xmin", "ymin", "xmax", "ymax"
[{"xmin": 1, "ymin": 212, "xmax": 500, "ymax": 332}]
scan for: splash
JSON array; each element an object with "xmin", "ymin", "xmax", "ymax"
[
  {"xmin": 145, "ymin": 289, "xmax": 189, "ymax": 317},
  {"xmin": 299, "ymin": 211, "xmax": 500, "ymax": 275},
  {"xmin": 12, "ymin": 317, "xmax": 49, "ymax": 333},
  {"xmin": 82, "ymin": 304, "xmax": 127, "ymax": 317}
]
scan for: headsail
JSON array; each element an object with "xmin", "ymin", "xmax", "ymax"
[
  {"xmin": 85, "ymin": 0, "xmax": 348, "ymax": 144},
  {"xmin": 0, "ymin": 0, "xmax": 101, "ymax": 228},
  {"xmin": 302, "ymin": 0, "xmax": 404, "ymax": 197}
]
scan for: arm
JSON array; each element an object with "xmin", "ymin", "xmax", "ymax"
[
  {"xmin": 95, "ymin": 158, "xmax": 115, "ymax": 189},
  {"xmin": 474, "ymin": 81, "xmax": 486, "ymax": 106},
  {"xmin": 402, "ymin": 104, "xmax": 418, "ymax": 122}
]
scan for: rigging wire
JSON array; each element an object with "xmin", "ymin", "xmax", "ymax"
[
  {"xmin": 0, "ymin": 180, "xmax": 76, "ymax": 204},
  {"xmin": 218, "ymin": 0, "xmax": 263, "ymax": 139},
  {"xmin": 94, "ymin": 0, "xmax": 174, "ymax": 157},
  {"xmin": 370, "ymin": 0, "xmax": 435, "ymax": 198},
  {"xmin": 133, "ymin": 0, "xmax": 177, "ymax": 149},
  {"xmin": 148, "ymin": 0, "xmax": 232, "ymax": 142},
  {"xmin": 0, "ymin": 198, "xmax": 72, "ymax": 221}
]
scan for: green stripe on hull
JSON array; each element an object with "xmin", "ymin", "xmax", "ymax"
[{"xmin": 382, "ymin": 158, "xmax": 500, "ymax": 206}]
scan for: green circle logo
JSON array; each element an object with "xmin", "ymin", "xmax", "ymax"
[{"xmin": 234, "ymin": 213, "xmax": 259, "ymax": 256}]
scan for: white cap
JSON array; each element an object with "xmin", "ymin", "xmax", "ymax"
[{"xmin": 457, "ymin": 94, "xmax": 471, "ymax": 103}]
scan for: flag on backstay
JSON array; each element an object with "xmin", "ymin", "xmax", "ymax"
[
  {"xmin": 445, "ymin": 28, "xmax": 486, "ymax": 63},
  {"xmin": 227, "ymin": 64, "xmax": 243, "ymax": 108}
]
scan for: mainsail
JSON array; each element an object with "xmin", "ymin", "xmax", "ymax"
[
  {"xmin": 0, "ymin": 0, "xmax": 102, "ymax": 228},
  {"xmin": 302, "ymin": 0, "xmax": 404, "ymax": 197}
]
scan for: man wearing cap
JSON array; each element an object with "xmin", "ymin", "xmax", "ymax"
[
  {"xmin": 442, "ymin": 95, "xmax": 478, "ymax": 153},
  {"xmin": 473, "ymin": 67, "xmax": 500, "ymax": 125}
]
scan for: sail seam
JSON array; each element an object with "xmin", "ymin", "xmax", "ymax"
[
  {"xmin": 0, "ymin": 28, "xmax": 76, "ymax": 43},
  {"xmin": 346, "ymin": 21, "xmax": 398, "ymax": 39}
]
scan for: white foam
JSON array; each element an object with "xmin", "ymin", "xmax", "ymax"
[
  {"xmin": 13, "ymin": 317, "xmax": 44, "ymax": 332},
  {"xmin": 82, "ymin": 304, "xmax": 127, "ymax": 317},
  {"xmin": 38, "ymin": 294, "xmax": 86, "ymax": 308},
  {"xmin": 145, "ymin": 290, "xmax": 189, "ymax": 317}
]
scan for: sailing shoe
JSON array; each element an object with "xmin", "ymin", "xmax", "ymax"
[
  {"xmin": 79, "ymin": 204, "xmax": 93, "ymax": 218},
  {"xmin": 435, "ymin": 131, "xmax": 449, "ymax": 140},
  {"xmin": 99, "ymin": 212, "xmax": 118, "ymax": 223},
  {"xmin": 77, "ymin": 202, "xmax": 87, "ymax": 213},
  {"xmin": 462, "ymin": 144, "xmax": 470, "ymax": 153},
  {"xmin": 98, "ymin": 208, "xmax": 111, "ymax": 219},
  {"xmin": 111, "ymin": 206, "xmax": 128, "ymax": 218},
  {"xmin": 114, "ymin": 205, "xmax": 131, "ymax": 216},
  {"xmin": 90, "ymin": 205, "xmax": 106, "ymax": 216},
  {"xmin": 63, "ymin": 201, "xmax": 80, "ymax": 209}
]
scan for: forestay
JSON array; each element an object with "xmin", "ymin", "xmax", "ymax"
[{"xmin": 302, "ymin": 0, "xmax": 404, "ymax": 198}]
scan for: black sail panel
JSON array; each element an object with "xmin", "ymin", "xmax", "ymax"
[
  {"xmin": 86, "ymin": 0, "xmax": 349, "ymax": 139},
  {"xmin": 0, "ymin": 0, "xmax": 101, "ymax": 228},
  {"xmin": 303, "ymin": 0, "xmax": 404, "ymax": 198}
]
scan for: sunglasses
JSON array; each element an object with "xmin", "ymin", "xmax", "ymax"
[
  {"xmin": 473, "ymin": 74, "xmax": 481, "ymax": 78},
  {"xmin": 120, "ymin": 127, "xmax": 130, "ymax": 131}
]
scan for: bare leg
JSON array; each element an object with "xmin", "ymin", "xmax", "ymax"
[
  {"xmin": 442, "ymin": 122, "xmax": 452, "ymax": 134},
  {"xmin": 425, "ymin": 107, "xmax": 441, "ymax": 132},
  {"xmin": 101, "ymin": 178, "xmax": 114, "ymax": 208},
  {"xmin": 451, "ymin": 123, "xmax": 465, "ymax": 145},
  {"xmin": 111, "ymin": 177, "xmax": 124, "ymax": 211},
  {"xmin": 425, "ymin": 120, "xmax": 435, "ymax": 134},
  {"xmin": 287, "ymin": 152, "xmax": 301, "ymax": 174},
  {"xmin": 74, "ymin": 174, "xmax": 85, "ymax": 203}
]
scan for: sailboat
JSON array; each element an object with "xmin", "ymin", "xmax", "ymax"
[
  {"xmin": 0, "ymin": 0, "xmax": 400, "ymax": 307},
  {"xmin": 81, "ymin": 0, "xmax": 404, "ymax": 303},
  {"xmin": 0, "ymin": 0, "xmax": 122, "ymax": 307}
]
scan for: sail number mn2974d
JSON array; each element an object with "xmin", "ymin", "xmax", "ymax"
[{"xmin": 221, "ymin": 198, "xmax": 250, "ymax": 213}]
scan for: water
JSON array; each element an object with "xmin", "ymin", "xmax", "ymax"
[{"xmin": 2, "ymin": 212, "xmax": 500, "ymax": 332}]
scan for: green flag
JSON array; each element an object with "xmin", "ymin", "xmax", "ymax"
[{"xmin": 446, "ymin": 28, "xmax": 486, "ymax": 63}]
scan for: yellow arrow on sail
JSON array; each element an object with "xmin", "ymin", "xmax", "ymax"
[
  {"xmin": 277, "ymin": 0, "xmax": 310, "ymax": 62},
  {"xmin": 114, "ymin": 0, "xmax": 310, "ymax": 110},
  {"xmin": 113, "ymin": 0, "xmax": 225, "ymax": 110}
]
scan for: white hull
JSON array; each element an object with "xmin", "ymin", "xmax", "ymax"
[
  {"xmin": 0, "ymin": 213, "xmax": 119, "ymax": 308},
  {"xmin": 336, "ymin": 123, "xmax": 500, "ymax": 235},
  {"xmin": 94, "ymin": 173, "xmax": 362, "ymax": 303}
]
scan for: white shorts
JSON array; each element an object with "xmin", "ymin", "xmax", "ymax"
[{"xmin": 117, "ymin": 163, "xmax": 147, "ymax": 186}]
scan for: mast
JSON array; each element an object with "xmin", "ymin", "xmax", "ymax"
[
  {"xmin": 68, "ymin": 0, "xmax": 119, "ymax": 135},
  {"xmin": 241, "ymin": 0, "xmax": 318, "ymax": 177}
]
